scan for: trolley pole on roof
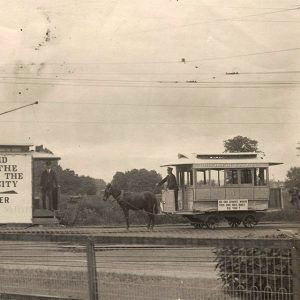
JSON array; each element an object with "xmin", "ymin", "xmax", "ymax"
[{"xmin": 0, "ymin": 101, "xmax": 38, "ymax": 117}]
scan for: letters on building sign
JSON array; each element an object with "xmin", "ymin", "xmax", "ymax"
[{"xmin": 0, "ymin": 155, "xmax": 32, "ymax": 223}]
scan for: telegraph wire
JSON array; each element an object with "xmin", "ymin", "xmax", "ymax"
[
  {"xmin": 114, "ymin": 7, "xmax": 300, "ymax": 37},
  {"xmin": 0, "ymin": 47, "xmax": 299, "ymax": 66},
  {"xmin": 0, "ymin": 71, "xmax": 300, "ymax": 76},
  {"xmin": 0, "ymin": 120, "xmax": 299, "ymax": 125},
  {"xmin": 0, "ymin": 101, "xmax": 297, "ymax": 111},
  {"xmin": 1, "ymin": 76, "xmax": 300, "ymax": 85},
  {"xmin": 188, "ymin": 47, "xmax": 300, "ymax": 63},
  {"xmin": 37, "ymin": 103, "xmax": 300, "ymax": 110},
  {"xmin": 0, "ymin": 81, "xmax": 299, "ymax": 89}
]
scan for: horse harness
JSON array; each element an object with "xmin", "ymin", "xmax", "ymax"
[
  {"xmin": 113, "ymin": 189, "xmax": 156, "ymax": 216},
  {"xmin": 115, "ymin": 190, "xmax": 125, "ymax": 202}
]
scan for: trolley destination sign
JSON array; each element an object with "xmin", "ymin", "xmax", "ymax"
[{"xmin": 218, "ymin": 199, "xmax": 248, "ymax": 211}]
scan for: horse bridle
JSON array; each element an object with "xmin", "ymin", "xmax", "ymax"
[{"xmin": 105, "ymin": 185, "xmax": 123, "ymax": 202}]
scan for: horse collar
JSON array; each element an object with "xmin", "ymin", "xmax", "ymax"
[{"xmin": 116, "ymin": 190, "xmax": 124, "ymax": 201}]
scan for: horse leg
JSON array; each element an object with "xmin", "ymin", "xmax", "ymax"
[
  {"xmin": 151, "ymin": 214, "xmax": 155, "ymax": 230},
  {"xmin": 123, "ymin": 208, "xmax": 130, "ymax": 230},
  {"xmin": 147, "ymin": 213, "xmax": 151, "ymax": 230}
]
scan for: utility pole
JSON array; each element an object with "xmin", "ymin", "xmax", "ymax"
[{"xmin": 0, "ymin": 101, "xmax": 38, "ymax": 117}]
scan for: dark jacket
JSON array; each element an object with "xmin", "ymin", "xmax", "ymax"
[
  {"xmin": 289, "ymin": 188, "xmax": 300, "ymax": 205},
  {"xmin": 40, "ymin": 170, "xmax": 57, "ymax": 190},
  {"xmin": 159, "ymin": 173, "xmax": 178, "ymax": 190}
]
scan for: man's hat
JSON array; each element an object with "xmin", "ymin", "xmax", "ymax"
[{"xmin": 167, "ymin": 167, "xmax": 173, "ymax": 171}]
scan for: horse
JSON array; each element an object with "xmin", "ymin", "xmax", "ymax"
[{"xmin": 102, "ymin": 183, "xmax": 158, "ymax": 230}]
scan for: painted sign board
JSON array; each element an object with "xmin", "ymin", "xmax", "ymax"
[
  {"xmin": 0, "ymin": 154, "xmax": 32, "ymax": 223},
  {"xmin": 218, "ymin": 199, "xmax": 248, "ymax": 211}
]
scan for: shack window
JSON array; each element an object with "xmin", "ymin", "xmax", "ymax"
[
  {"xmin": 225, "ymin": 169, "xmax": 238, "ymax": 185},
  {"xmin": 210, "ymin": 170, "xmax": 225, "ymax": 187},
  {"xmin": 196, "ymin": 170, "xmax": 209, "ymax": 186},
  {"xmin": 240, "ymin": 169, "xmax": 253, "ymax": 184},
  {"xmin": 254, "ymin": 168, "xmax": 267, "ymax": 186}
]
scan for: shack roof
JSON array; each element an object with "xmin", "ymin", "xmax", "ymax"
[
  {"xmin": 31, "ymin": 151, "xmax": 61, "ymax": 161},
  {"xmin": 0, "ymin": 143, "xmax": 33, "ymax": 147},
  {"xmin": 161, "ymin": 153, "xmax": 283, "ymax": 168}
]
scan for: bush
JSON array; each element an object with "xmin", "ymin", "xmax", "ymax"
[
  {"xmin": 58, "ymin": 194, "xmax": 187, "ymax": 226},
  {"xmin": 215, "ymin": 247, "xmax": 292, "ymax": 299}
]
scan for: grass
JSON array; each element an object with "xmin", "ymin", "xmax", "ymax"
[{"xmin": 0, "ymin": 266, "xmax": 227, "ymax": 300}]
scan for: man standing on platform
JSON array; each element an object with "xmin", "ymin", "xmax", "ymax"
[
  {"xmin": 157, "ymin": 167, "xmax": 179, "ymax": 210},
  {"xmin": 40, "ymin": 161, "xmax": 58, "ymax": 210}
]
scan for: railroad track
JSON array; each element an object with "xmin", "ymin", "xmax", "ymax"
[{"xmin": 0, "ymin": 222, "xmax": 298, "ymax": 236}]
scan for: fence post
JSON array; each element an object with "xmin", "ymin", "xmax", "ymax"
[
  {"xmin": 292, "ymin": 244, "xmax": 300, "ymax": 299},
  {"xmin": 86, "ymin": 239, "xmax": 99, "ymax": 300}
]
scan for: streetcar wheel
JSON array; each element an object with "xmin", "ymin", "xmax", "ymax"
[
  {"xmin": 206, "ymin": 217, "xmax": 217, "ymax": 230},
  {"xmin": 243, "ymin": 215, "xmax": 256, "ymax": 228},
  {"xmin": 193, "ymin": 222, "xmax": 205, "ymax": 229},
  {"xmin": 228, "ymin": 218, "xmax": 241, "ymax": 228}
]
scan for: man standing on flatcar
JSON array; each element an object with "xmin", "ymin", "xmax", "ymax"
[
  {"xmin": 157, "ymin": 167, "xmax": 179, "ymax": 211},
  {"xmin": 40, "ymin": 161, "xmax": 58, "ymax": 210}
]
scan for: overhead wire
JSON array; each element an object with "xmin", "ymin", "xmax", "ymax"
[
  {"xmin": 0, "ymin": 81, "xmax": 299, "ymax": 89},
  {"xmin": 0, "ymin": 70, "xmax": 300, "ymax": 76},
  {"xmin": 112, "ymin": 6, "xmax": 300, "ymax": 37},
  {"xmin": 0, "ymin": 47, "xmax": 299, "ymax": 66},
  {"xmin": 0, "ymin": 120, "xmax": 299, "ymax": 125},
  {"xmin": 1, "ymin": 76, "xmax": 300, "ymax": 85},
  {"xmin": 29, "ymin": 102, "xmax": 300, "ymax": 111}
]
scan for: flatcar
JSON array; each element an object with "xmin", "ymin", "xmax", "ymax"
[
  {"xmin": 159, "ymin": 152, "xmax": 283, "ymax": 229},
  {"xmin": 0, "ymin": 143, "xmax": 61, "ymax": 225}
]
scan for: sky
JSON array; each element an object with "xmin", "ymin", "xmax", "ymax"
[{"xmin": 0, "ymin": 0, "xmax": 299, "ymax": 182}]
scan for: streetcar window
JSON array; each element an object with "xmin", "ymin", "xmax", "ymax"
[
  {"xmin": 225, "ymin": 169, "xmax": 238, "ymax": 185},
  {"xmin": 196, "ymin": 170, "xmax": 209, "ymax": 186},
  {"xmin": 183, "ymin": 171, "xmax": 193, "ymax": 186},
  {"xmin": 240, "ymin": 169, "xmax": 253, "ymax": 184},
  {"xmin": 210, "ymin": 170, "xmax": 218, "ymax": 186},
  {"xmin": 254, "ymin": 168, "xmax": 267, "ymax": 186},
  {"xmin": 210, "ymin": 170, "xmax": 225, "ymax": 187},
  {"xmin": 219, "ymin": 170, "xmax": 225, "ymax": 186}
]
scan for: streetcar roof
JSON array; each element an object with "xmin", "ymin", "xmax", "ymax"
[{"xmin": 160, "ymin": 152, "xmax": 283, "ymax": 168}]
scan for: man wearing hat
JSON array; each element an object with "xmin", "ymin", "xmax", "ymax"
[
  {"xmin": 40, "ymin": 161, "xmax": 58, "ymax": 210},
  {"xmin": 157, "ymin": 167, "xmax": 179, "ymax": 210},
  {"xmin": 289, "ymin": 186, "xmax": 300, "ymax": 210}
]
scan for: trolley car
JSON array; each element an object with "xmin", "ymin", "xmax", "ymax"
[
  {"xmin": 160, "ymin": 152, "xmax": 283, "ymax": 229},
  {"xmin": 0, "ymin": 143, "xmax": 61, "ymax": 225}
]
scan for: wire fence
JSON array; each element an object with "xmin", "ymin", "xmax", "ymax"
[
  {"xmin": 0, "ymin": 241, "xmax": 89, "ymax": 299},
  {"xmin": 0, "ymin": 238, "xmax": 298, "ymax": 300},
  {"xmin": 93, "ymin": 240, "xmax": 300, "ymax": 300}
]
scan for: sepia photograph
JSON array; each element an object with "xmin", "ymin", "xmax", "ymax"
[{"xmin": 0, "ymin": 0, "xmax": 299, "ymax": 299}]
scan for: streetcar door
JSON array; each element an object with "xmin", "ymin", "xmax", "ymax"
[{"xmin": 178, "ymin": 169, "xmax": 194, "ymax": 210}]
